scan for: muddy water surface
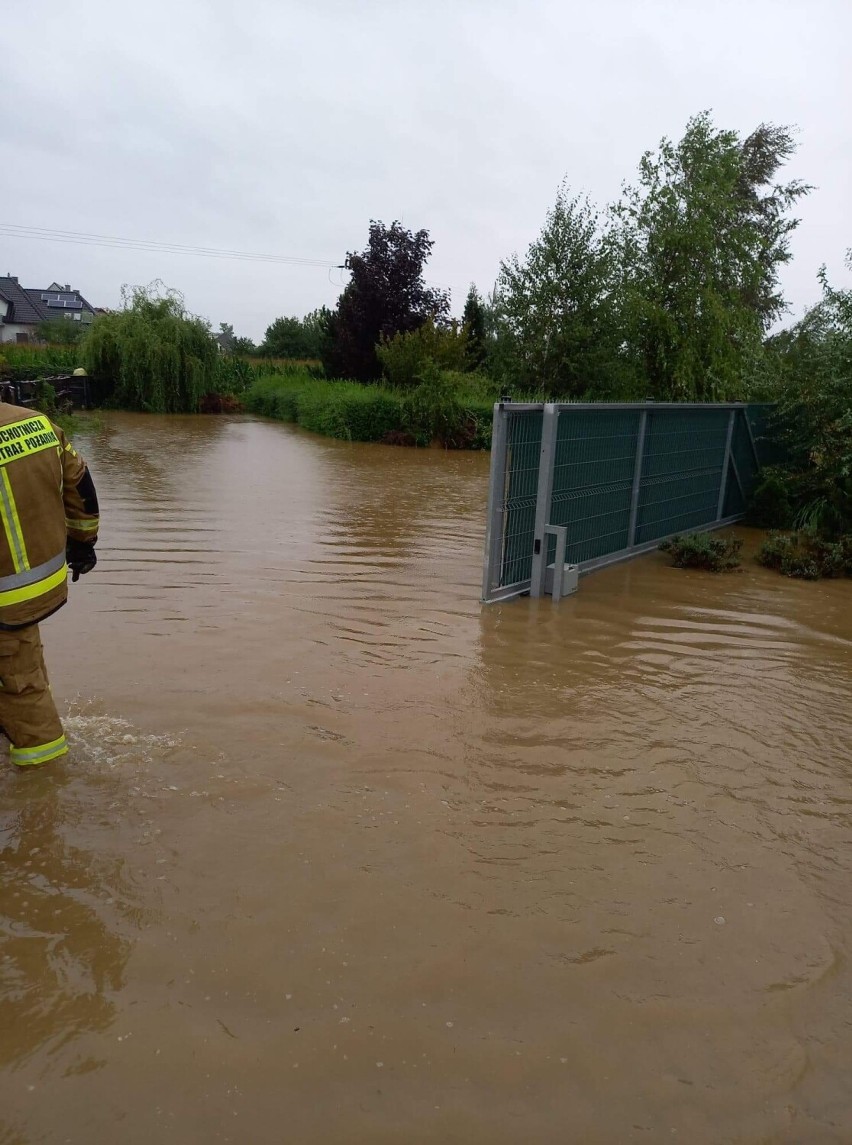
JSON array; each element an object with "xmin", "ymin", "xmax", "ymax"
[{"xmin": 2, "ymin": 413, "xmax": 851, "ymax": 1144}]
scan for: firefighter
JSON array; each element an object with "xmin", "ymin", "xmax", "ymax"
[{"xmin": 0, "ymin": 401, "xmax": 99, "ymax": 768}]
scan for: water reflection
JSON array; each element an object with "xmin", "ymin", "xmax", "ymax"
[
  {"xmin": 0, "ymin": 772, "xmax": 132, "ymax": 1072},
  {"xmin": 5, "ymin": 413, "xmax": 849, "ymax": 1143}
]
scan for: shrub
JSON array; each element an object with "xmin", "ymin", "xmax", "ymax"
[
  {"xmin": 659, "ymin": 532, "xmax": 743, "ymax": 571},
  {"xmin": 757, "ymin": 531, "xmax": 852, "ymax": 579},
  {"xmin": 243, "ymin": 367, "xmax": 499, "ymax": 449},
  {"xmin": 32, "ymin": 380, "xmax": 57, "ymax": 415},
  {"xmin": 246, "ymin": 373, "xmax": 404, "ymax": 443},
  {"xmin": 297, "ymin": 383, "xmax": 403, "ymax": 442},
  {"xmin": 746, "ymin": 470, "xmax": 794, "ymax": 528},
  {"xmin": 377, "ymin": 319, "xmax": 468, "ymax": 388},
  {"xmin": 0, "ymin": 344, "xmax": 81, "ymax": 381},
  {"xmin": 457, "ymin": 394, "xmax": 495, "ymax": 450},
  {"xmin": 244, "ymin": 376, "xmax": 301, "ymax": 420},
  {"xmin": 402, "ymin": 363, "xmax": 464, "ymax": 445}
]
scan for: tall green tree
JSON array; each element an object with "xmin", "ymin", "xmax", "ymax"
[
  {"xmin": 260, "ymin": 308, "xmax": 327, "ymax": 358},
  {"xmin": 615, "ymin": 112, "xmax": 810, "ymax": 400},
  {"xmin": 262, "ymin": 316, "xmax": 308, "ymax": 357},
  {"xmin": 462, "ymin": 284, "xmax": 487, "ymax": 371},
  {"xmin": 767, "ymin": 255, "xmax": 852, "ymax": 534},
  {"xmin": 492, "ymin": 187, "xmax": 628, "ymax": 398},
  {"xmin": 323, "ymin": 221, "xmax": 449, "ymax": 381},
  {"xmin": 82, "ymin": 283, "xmax": 217, "ymax": 412}
]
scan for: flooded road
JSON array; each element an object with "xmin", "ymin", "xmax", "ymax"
[{"xmin": 2, "ymin": 412, "xmax": 851, "ymax": 1144}]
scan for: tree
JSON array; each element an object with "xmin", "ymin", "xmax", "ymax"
[
  {"xmin": 82, "ymin": 282, "xmax": 217, "ymax": 412},
  {"xmin": 615, "ymin": 112, "xmax": 810, "ymax": 400},
  {"xmin": 376, "ymin": 318, "xmax": 468, "ymax": 388},
  {"xmin": 323, "ymin": 221, "xmax": 449, "ymax": 381},
  {"xmin": 260, "ymin": 308, "xmax": 328, "ymax": 358},
  {"xmin": 492, "ymin": 187, "xmax": 628, "ymax": 398},
  {"xmin": 462, "ymin": 285, "xmax": 487, "ymax": 371},
  {"xmin": 261, "ymin": 316, "xmax": 308, "ymax": 357},
  {"xmin": 300, "ymin": 308, "xmax": 330, "ymax": 359},
  {"xmin": 768, "ymin": 255, "xmax": 852, "ymax": 535},
  {"xmin": 36, "ymin": 317, "xmax": 84, "ymax": 346},
  {"xmin": 218, "ymin": 322, "xmax": 236, "ymax": 352},
  {"xmin": 217, "ymin": 322, "xmax": 255, "ymax": 355}
]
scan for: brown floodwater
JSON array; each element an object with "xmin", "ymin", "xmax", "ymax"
[{"xmin": 1, "ymin": 412, "xmax": 851, "ymax": 1144}]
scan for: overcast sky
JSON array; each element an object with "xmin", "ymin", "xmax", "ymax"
[{"xmin": 2, "ymin": 0, "xmax": 850, "ymax": 341}]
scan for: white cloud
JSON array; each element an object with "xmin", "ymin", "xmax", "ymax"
[{"xmin": 2, "ymin": 0, "xmax": 849, "ymax": 339}]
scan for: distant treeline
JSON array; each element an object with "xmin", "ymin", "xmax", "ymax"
[{"xmin": 4, "ymin": 110, "xmax": 847, "ymax": 557}]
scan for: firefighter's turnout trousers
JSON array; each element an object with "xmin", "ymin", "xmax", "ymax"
[
  {"xmin": 0, "ymin": 403, "xmax": 99, "ymax": 767},
  {"xmin": 0, "ymin": 624, "xmax": 66, "ymax": 766}
]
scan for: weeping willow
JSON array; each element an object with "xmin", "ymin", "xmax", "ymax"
[{"xmin": 82, "ymin": 283, "xmax": 218, "ymax": 412}]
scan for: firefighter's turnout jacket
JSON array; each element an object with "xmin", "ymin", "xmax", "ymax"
[{"xmin": 0, "ymin": 402, "xmax": 99, "ymax": 766}]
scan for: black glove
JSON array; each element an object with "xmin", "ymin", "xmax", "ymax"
[{"xmin": 66, "ymin": 539, "xmax": 97, "ymax": 583}]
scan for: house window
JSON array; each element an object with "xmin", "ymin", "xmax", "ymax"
[{"xmin": 15, "ymin": 332, "xmax": 29, "ymax": 344}]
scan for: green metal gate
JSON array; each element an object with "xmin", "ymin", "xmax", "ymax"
[{"xmin": 482, "ymin": 402, "xmax": 775, "ymax": 602}]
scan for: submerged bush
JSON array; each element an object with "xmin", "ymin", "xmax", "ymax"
[
  {"xmin": 246, "ymin": 372, "xmax": 403, "ymax": 442},
  {"xmin": 757, "ymin": 531, "xmax": 852, "ymax": 580},
  {"xmin": 659, "ymin": 532, "xmax": 743, "ymax": 571},
  {"xmin": 244, "ymin": 366, "xmax": 494, "ymax": 449},
  {"xmin": 297, "ymin": 382, "xmax": 403, "ymax": 442}
]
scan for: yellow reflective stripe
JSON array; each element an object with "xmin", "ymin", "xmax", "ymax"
[
  {"xmin": 11, "ymin": 735, "xmax": 68, "ymax": 767},
  {"xmin": 0, "ymin": 562, "xmax": 66, "ymax": 608},
  {"xmin": 0, "ymin": 551, "xmax": 65, "ymax": 593},
  {"xmin": 0, "ymin": 415, "xmax": 59, "ymax": 466},
  {"xmin": 0, "ymin": 468, "xmax": 29, "ymax": 573},
  {"xmin": 66, "ymin": 516, "xmax": 99, "ymax": 532}
]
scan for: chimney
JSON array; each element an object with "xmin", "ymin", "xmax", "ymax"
[{"xmin": 65, "ymin": 284, "xmax": 71, "ymax": 292}]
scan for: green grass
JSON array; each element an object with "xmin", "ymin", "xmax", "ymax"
[
  {"xmin": 245, "ymin": 369, "xmax": 498, "ymax": 449},
  {"xmin": 245, "ymin": 376, "xmax": 402, "ymax": 441},
  {"xmin": 0, "ymin": 343, "xmax": 83, "ymax": 381}
]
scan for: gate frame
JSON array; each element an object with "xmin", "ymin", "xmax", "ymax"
[{"xmin": 482, "ymin": 401, "xmax": 764, "ymax": 603}]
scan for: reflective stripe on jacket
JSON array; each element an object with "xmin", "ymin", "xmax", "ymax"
[{"xmin": 0, "ymin": 402, "xmax": 99, "ymax": 630}]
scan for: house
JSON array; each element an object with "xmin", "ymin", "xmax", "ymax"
[{"xmin": 0, "ymin": 276, "xmax": 97, "ymax": 343}]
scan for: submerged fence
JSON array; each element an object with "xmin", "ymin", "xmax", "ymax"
[
  {"xmin": 482, "ymin": 402, "xmax": 775, "ymax": 603},
  {"xmin": 0, "ymin": 375, "xmax": 92, "ymax": 410}
]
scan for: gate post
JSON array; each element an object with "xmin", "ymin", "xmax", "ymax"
[
  {"xmin": 481, "ymin": 403, "xmax": 509, "ymax": 601},
  {"xmin": 627, "ymin": 409, "xmax": 648, "ymax": 547},
  {"xmin": 530, "ymin": 404, "xmax": 559, "ymax": 598},
  {"xmin": 717, "ymin": 408, "xmax": 736, "ymax": 520}
]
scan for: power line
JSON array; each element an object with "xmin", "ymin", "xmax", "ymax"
[{"xmin": 0, "ymin": 223, "xmax": 345, "ymax": 269}]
